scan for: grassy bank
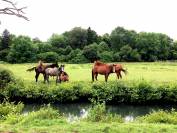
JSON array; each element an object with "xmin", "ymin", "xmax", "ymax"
[
  {"xmin": 0, "ymin": 80, "xmax": 177, "ymax": 104},
  {"xmin": 0, "ymin": 102, "xmax": 177, "ymax": 133}
]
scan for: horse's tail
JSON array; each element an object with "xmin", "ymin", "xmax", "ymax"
[
  {"xmin": 26, "ymin": 67, "xmax": 36, "ymax": 72},
  {"xmin": 121, "ymin": 68, "xmax": 128, "ymax": 75},
  {"xmin": 92, "ymin": 69, "xmax": 94, "ymax": 81}
]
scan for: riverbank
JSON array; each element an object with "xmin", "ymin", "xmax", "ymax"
[{"xmin": 0, "ymin": 102, "xmax": 177, "ymax": 133}]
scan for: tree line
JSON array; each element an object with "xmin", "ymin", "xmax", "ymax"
[{"xmin": 0, "ymin": 26, "xmax": 177, "ymax": 63}]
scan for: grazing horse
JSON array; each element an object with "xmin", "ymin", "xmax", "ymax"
[
  {"xmin": 44, "ymin": 65, "xmax": 65, "ymax": 83},
  {"xmin": 59, "ymin": 71, "xmax": 69, "ymax": 82},
  {"xmin": 92, "ymin": 61, "xmax": 116, "ymax": 82},
  {"xmin": 26, "ymin": 60, "xmax": 59, "ymax": 82},
  {"xmin": 115, "ymin": 64, "xmax": 127, "ymax": 79}
]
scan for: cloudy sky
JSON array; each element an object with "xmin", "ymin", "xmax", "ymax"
[{"xmin": 0, "ymin": 0, "xmax": 177, "ymax": 41}]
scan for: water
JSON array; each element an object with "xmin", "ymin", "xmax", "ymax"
[{"xmin": 23, "ymin": 103, "xmax": 177, "ymax": 122}]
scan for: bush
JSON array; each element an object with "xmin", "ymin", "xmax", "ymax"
[
  {"xmin": 37, "ymin": 52, "xmax": 59, "ymax": 63},
  {"xmin": 87, "ymin": 102, "xmax": 123, "ymax": 122},
  {"xmin": 137, "ymin": 110, "xmax": 177, "ymax": 124},
  {"xmin": 0, "ymin": 68, "xmax": 14, "ymax": 89},
  {"xmin": 19, "ymin": 105, "xmax": 61, "ymax": 125},
  {"xmin": 0, "ymin": 101, "xmax": 24, "ymax": 119}
]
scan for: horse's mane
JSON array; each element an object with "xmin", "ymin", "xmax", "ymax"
[
  {"xmin": 94, "ymin": 60, "xmax": 105, "ymax": 66},
  {"xmin": 37, "ymin": 60, "xmax": 44, "ymax": 67}
]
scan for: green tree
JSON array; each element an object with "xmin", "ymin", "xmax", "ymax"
[
  {"xmin": 83, "ymin": 43, "xmax": 100, "ymax": 62},
  {"xmin": 135, "ymin": 32, "xmax": 172, "ymax": 61},
  {"xmin": 0, "ymin": 30, "xmax": 14, "ymax": 61},
  {"xmin": 119, "ymin": 45, "xmax": 141, "ymax": 61},
  {"xmin": 101, "ymin": 33, "xmax": 111, "ymax": 47},
  {"xmin": 48, "ymin": 34, "xmax": 67, "ymax": 48},
  {"xmin": 64, "ymin": 27, "xmax": 88, "ymax": 49},
  {"xmin": 110, "ymin": 27, "xmax": 137, "ymax": 50},
  {"xmin": 7, "ymin": 36, "xmax": 37, "ymax": 63},
  {"xmin": 87, "ymin": 27, "xmax": 98, "ymax": 45},
  {"xmin": 37, "ymin": 52, "xmax": 59, "ymax": 63}
]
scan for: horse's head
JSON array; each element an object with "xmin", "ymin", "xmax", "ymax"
[
  {"xmin": 59, "ymin": 64, "xmax": 65, "ymax": 72},
  {"xmin": 111, "ymin": 64, "xmax": 116, "ymax": 73}
]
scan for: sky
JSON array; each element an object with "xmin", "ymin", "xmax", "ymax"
[{"xmin": 0, "ymin": 0, "xmax": 177, "ymax": 41}]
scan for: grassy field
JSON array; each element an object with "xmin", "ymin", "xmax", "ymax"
[{"xmin": 1, "ymin": 62, "xmax": 177, "ymax": 83}]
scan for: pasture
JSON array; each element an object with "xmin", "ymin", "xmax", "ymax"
[{"xmin": 1, "ymin": 62, "xmax": 177, "ymax": 83}]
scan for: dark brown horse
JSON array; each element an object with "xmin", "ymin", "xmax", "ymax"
[
  {"xmin": 92, "ymin": 61, "xmax": 116, "ymax": 82},
  {"xmin": 26, "ymin": 60, "xmax": 59, "ymax": 82},
  {"xmin": 115, "ymin": 64, "xmax": 127, "ymax": 79}
]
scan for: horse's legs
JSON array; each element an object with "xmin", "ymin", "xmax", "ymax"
[
  {"xmin": 95, "ymin": 73, "xmax": 98, "ymax": 81},
  {"xmin": 56, "ymin": 74, "xmax": 61, "ymax": 84},
  {"xmin": 119, "ymin": 72, "xmax": 122, "ymax": 79},
  {"xmin": 35, "ymin": 72, "xmax": 39, "ymax": 82},
  {"xmin": 43, "ymin": 73, "xmax": 45, "ymax": 83},
  {"xmin": 116, "ymin": 73, "xmax": 120, "ymax": 79},
  {"xmin": 105, "ymin": 74, "xmax": 109, "ymax": 82},
  {"xmin": 46, "ymin": 75, "xmax": 50, "ymax": 83}
]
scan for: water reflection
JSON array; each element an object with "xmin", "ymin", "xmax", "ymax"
[{"xmin": 23, "ymin": 103, "xmax": 177, "ymax": 122}]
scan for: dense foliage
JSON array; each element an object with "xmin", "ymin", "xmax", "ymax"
[
  {"xmin": 0, "ymin": 26, "xmax": 177, "ymax": 63},
  {"xmin": 0, "ymin": 68, "xmax": 14, "ymax": 89},
  {"xmin": 1, "ymin": 80, "xmax": 177, "ymax": 104}
]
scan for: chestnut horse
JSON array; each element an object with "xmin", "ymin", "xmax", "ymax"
[
  {"xmin": 115, "ymin": 64, "xmax": 127, "ymax": 79},
  {"xmin": 92, "ymin": 61, "xmax": 116, "ymax": 82},
  {"xmin": 26, "ymin": 60, "xmax": 59, "ymax": 82},
  {"xmin": 59, "ymin": 71, "xmax": 69, "ymax": 82}
]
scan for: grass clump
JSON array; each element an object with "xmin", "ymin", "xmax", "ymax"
[
  {"xmin": 137, "ymin": 109, "xmax": 177, "ymax": 124},
  {"xmin": 86, "ymin": 101, "xmax": 123, "ymax": 123},
  {"xmin": 0, "ymin": 101, "xmax": 24, "ymax": 119}
]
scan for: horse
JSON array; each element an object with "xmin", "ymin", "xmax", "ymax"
[
  {"xmin": 92, "ymin": 60, "xmax": 116, "ymax": 82},
  {"xmin": 44, "ymin": 65, "xmax": 65, "ymax": 83},
  {"xmin": 115, "ymin": 64, "xmax": 127, "ymax": 79},
  {"xmin": 26, "ymin": 60, "xmax": 59, "ymax": 82},
  {"xmin": 59, "ymin": 71, "xmax": 69, "ymax": 82}
]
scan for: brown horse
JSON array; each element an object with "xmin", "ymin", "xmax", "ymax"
[
  {"xmin": 26, "ymin": 60, "xmax": 59, "ymax": 82},
  {"xmin": 59, "ymin": 71, "xmax": 69, "ymax": 82},
  {"xmin": 92, "ymin": 61, "xmax": 116, "ymax": 82},
  {"xmin": 115, "ymin": 64, "xmax": 127, "ymax": 79}
]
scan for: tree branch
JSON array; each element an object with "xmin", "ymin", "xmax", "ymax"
[{"xmin": 0, "ymin": 0, "xmax": 29, "ymax": 21}]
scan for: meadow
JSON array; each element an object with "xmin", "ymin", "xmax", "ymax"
[
  {"xmin": 1, "ymin": 61, "xmax": 177, "ymax": 83},
  {"xmin": 1, "ymin": 62, "xmax": 177, "ymax": 133}
]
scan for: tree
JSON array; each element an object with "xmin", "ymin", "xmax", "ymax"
[
  {"xmin": 37, "ymin": 52, "xmax": 59, "ymax": 63},
  {"xmin": 87, "ymin": 27, "xmax": 98, "ymax": 45},
  {"xmin": 119, "ymin": 45, "xmax": 141, "ymax": 61},
  {"xmin": 7, "ymin": 36, "xmax": 37, "ymax": 63},
  {"xmin": 83, "ymin": 43, "xmax": 100, "ymax": 62},
  {"xmin": 1, "ymin": 29, "xmax": 10, "ymax": 50},
  {"xmin": 0, "ymin": 0, "xmax": 28, "ymax": 21},
  {"xmin": 63, "ymin": 27, "xmax": 88, "ymax": 49},
  {"xmin": 110, "ymin": 27, "xmax": 137, "ymax": 50},
  {"xmin": 0, "ymin": 29, "xmax": 12, "ymax": 61},
  {"xmin": 135, "ymin": 32, "xmax": 172, "ymax": 61},
  {"xmin": 48, "ymin": 34, "xmax": 67, "ymax": 48},
  {"xmin": 101, "ymin": 33, "xmax": 111, "ymax": 47}
]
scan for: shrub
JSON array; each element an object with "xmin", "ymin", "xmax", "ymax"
[
  {"xmin": 0, "ymin": 68, "xmax": 14, "ymax": 89},
  {"xmin": 19, "ymin": 105, "xmax": 61, "ymax": 125},
  {"xmin": 0, "ymin": 101, "xmax": 24, "ymax": 119},
  {"xmin": 137, "ymin": 109, "xmax": 177, "ymax": 124},
  {"xmin": 86, "ymin": 102, "xmax": 123, "ymax": 122}
]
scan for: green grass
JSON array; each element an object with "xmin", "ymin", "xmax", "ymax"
[
  {"xmin": 1, "ymin": 120, "xmax": 177, "ymax": 133},
  {"xmin": 1, "ymin": 62, "xmax": 177, "ymax": 83}
]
